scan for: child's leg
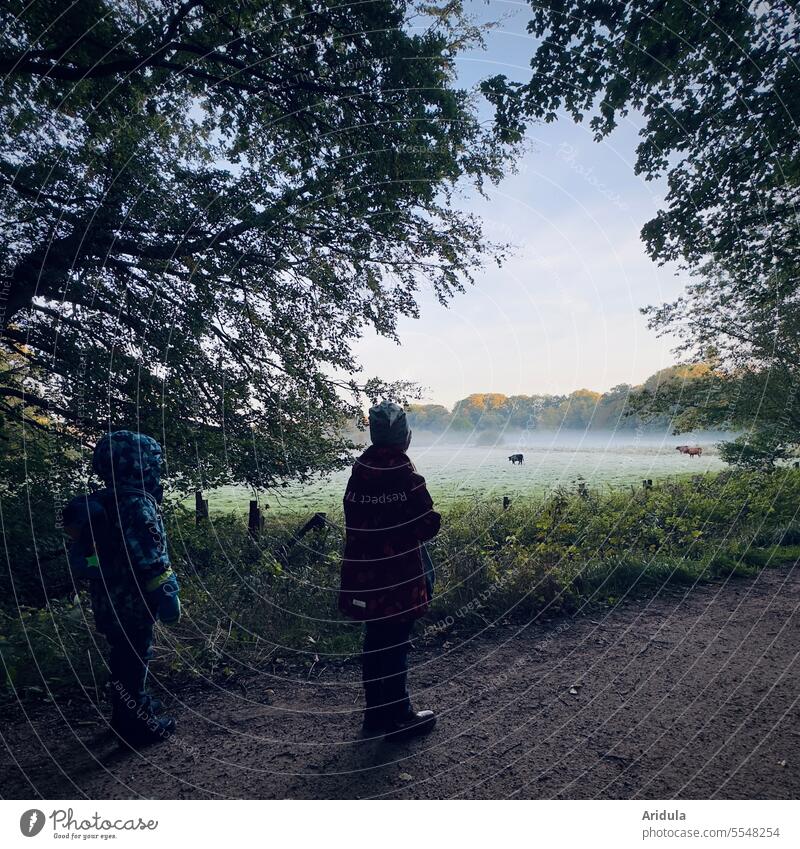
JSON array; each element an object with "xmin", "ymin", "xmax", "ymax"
[
  {"xmin": 362, "ymin": 622, "xmax": 386, "ymax": 728},
  {"xmin": 108, "ymin": 624, "xmax": 154, "ymax": 710},
  {"xmin": 377, "ymin": 620, "xmax": 413, "ymax": 723},
  {"xmin": 107, "ymin": 622, "xmax": 175, "ymax": 745},
  {"xmin": 362, "ymin": 620, "xmax": 413, "ymax": 728}
]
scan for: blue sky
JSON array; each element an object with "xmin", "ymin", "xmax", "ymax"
[{"xmin": 352, "ymin": 1, "xmax": 689, "ymax": 409}]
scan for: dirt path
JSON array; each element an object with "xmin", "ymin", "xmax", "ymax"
[{"xmin": 2, "ymin": 565, "xmax": 799, "ymax": 800}]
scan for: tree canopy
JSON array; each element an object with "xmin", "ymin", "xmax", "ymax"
[
  {"xmin": 482, "ymin": 0, "xmax": 800, "ymax": 464},
  {"xmin": 405, "ymin": 373, "xmax": 685, "ymax": 434},
  {"xmin": 1, "ymin": 0, "xmax": 517, "ymax": 489}
]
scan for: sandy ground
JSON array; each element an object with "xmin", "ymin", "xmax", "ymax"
[{"xmin": 2, "ymin": 564, "xmax": 798, "ymax": 799}]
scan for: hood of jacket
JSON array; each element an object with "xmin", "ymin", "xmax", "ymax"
[
  {"xmin": 351, "ymin": 444, "xmax": 415, "ymax": 483},
  {"xmin": 92, "ymin": 430, "xmax": 164, "ymax": 501}
]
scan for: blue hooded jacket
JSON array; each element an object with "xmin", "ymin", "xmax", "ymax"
[
  {"xmin": 92, "ymin": 430, "xmax": 171, "ymax": 585},
  {"xmin": 87, "ymin": 431, "xmax": 179, "ymax": 631}
]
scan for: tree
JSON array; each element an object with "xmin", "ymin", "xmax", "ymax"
[
  {"xmin": 504, "ymin": 394, "xmax": 552, "ymax": 430},
  {"xmin": 0, "ymin": 0, "xmax": 517, "ymax": 489},
  {"xmin": 0, "ymin": 348, "xmax": 84, "ymax": 603},
  {"xmin": 482, "ymin": 0, "xmax": 800, "ymax": 464},
  {"xmin": 593, "ymin": 384, "xmax": 632, "ymax": 430},
  {"xmin": 405, "ymin": 403, "xmax": 451, "ymax": 431},
  {"xmin": 632, "ymin": 356, "xmax": 800, "ymax": 467},
  {"xmin": 450, "ymin": 393, "xmax": 510, "ymax": 430}
]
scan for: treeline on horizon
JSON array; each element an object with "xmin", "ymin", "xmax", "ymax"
[{"xmin": 405, "ymin": 364, "xmax": 709, "ymax": 433}]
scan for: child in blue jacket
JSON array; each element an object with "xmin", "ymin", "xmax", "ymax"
[{"xmin": 66, "ymin": 431, "xmax": 180, "ymax": 746}]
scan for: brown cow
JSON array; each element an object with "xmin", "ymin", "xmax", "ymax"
[{"xmin": 675, "ymin": 445, "xmax": 702, "ymax": 458}]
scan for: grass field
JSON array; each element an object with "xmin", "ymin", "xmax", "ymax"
[
  {"xmin": 6, "ymin": 464, "xmax": 800, "ymax": 705},
  {"xmin": 195, "ymin": 429, "xmax": 731, "ymax": 516}
]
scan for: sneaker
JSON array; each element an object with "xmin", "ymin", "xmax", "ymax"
[
  {"xmin": 141, "ymin": 694, "xmax": 164, "ymax": 714},
  {"xmin": 116, "ymin": 714, "xmax": 176, "ymax": 748},
  {"xmin": 111, "ymin": 697, "xmax": 176, "ymax": 747},
  {"xmin": 361, "ymin": 709, "xmax": 388, "ymax": 737},
  {"xmin": 384, "ymin": 710, "xmax": 436, "ymax": 742}
]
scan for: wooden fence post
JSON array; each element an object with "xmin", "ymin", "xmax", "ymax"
[
  {"xmin": 195, "ymin": 490, "xmax": 209, "ymax": 524},
  {"xmin": 248, "ymin": 500, "xmax": 262, "ymax": 539}
]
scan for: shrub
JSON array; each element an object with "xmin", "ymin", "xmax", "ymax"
[{"xmin": 3, "ymin": 469, "xmax": 800, "ymax": 705}]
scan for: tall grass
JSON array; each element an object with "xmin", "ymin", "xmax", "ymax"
[{"xmin": 2, "ymin": 469, "xmax": 800, "ymax": 705}]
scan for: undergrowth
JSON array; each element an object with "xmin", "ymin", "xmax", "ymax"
[{"xmin": 2, "ymin": 469, "xmax": 799, "ymax": 706}]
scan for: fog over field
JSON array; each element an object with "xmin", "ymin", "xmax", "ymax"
[{"xmin": 206, "ymin": 428, "xmax": 732, "ymax": 516}]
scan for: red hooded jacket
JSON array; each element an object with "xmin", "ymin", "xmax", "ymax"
[{"xmin": 338, "ymin": 445, "xmax": 441, "ymax": 622}]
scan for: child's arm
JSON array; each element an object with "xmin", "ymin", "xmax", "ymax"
[
  {"xmin": 120, "ymin": 495, "xmax": 181, "ymax": 624},
  {"xmin": 406, "ymin": 472, "xmax": 442, "ymax": 543}
]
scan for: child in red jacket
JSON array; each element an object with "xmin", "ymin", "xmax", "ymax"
[{"xmin": 339, "ymin": 401, "xmax": 441, "ymax": 740}]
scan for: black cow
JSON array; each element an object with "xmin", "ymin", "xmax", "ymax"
[{"xmin": 508, "ymin": 453, "xmax": 524, "ymax": 465}]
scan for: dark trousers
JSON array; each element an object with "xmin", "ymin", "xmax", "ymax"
[
  {"xmin": 362, "ymin": 619, "xmax": 413, "ymax": 724},
  {"xmin": 105, "ymin": 624, "xmax": 155, "ymax": 722}
]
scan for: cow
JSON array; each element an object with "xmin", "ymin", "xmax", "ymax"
[
  {"xmin": 676, "ymin": 445, "xmax": 702, "ymax": 458},
  {"xmin": 508, "ymin": 453, "xmax": 524, "ymax": 465}
]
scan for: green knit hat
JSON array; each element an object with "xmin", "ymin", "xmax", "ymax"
[{"xmin": 368, "ymin": 401, "xmax": 410, "ymax": 447}]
